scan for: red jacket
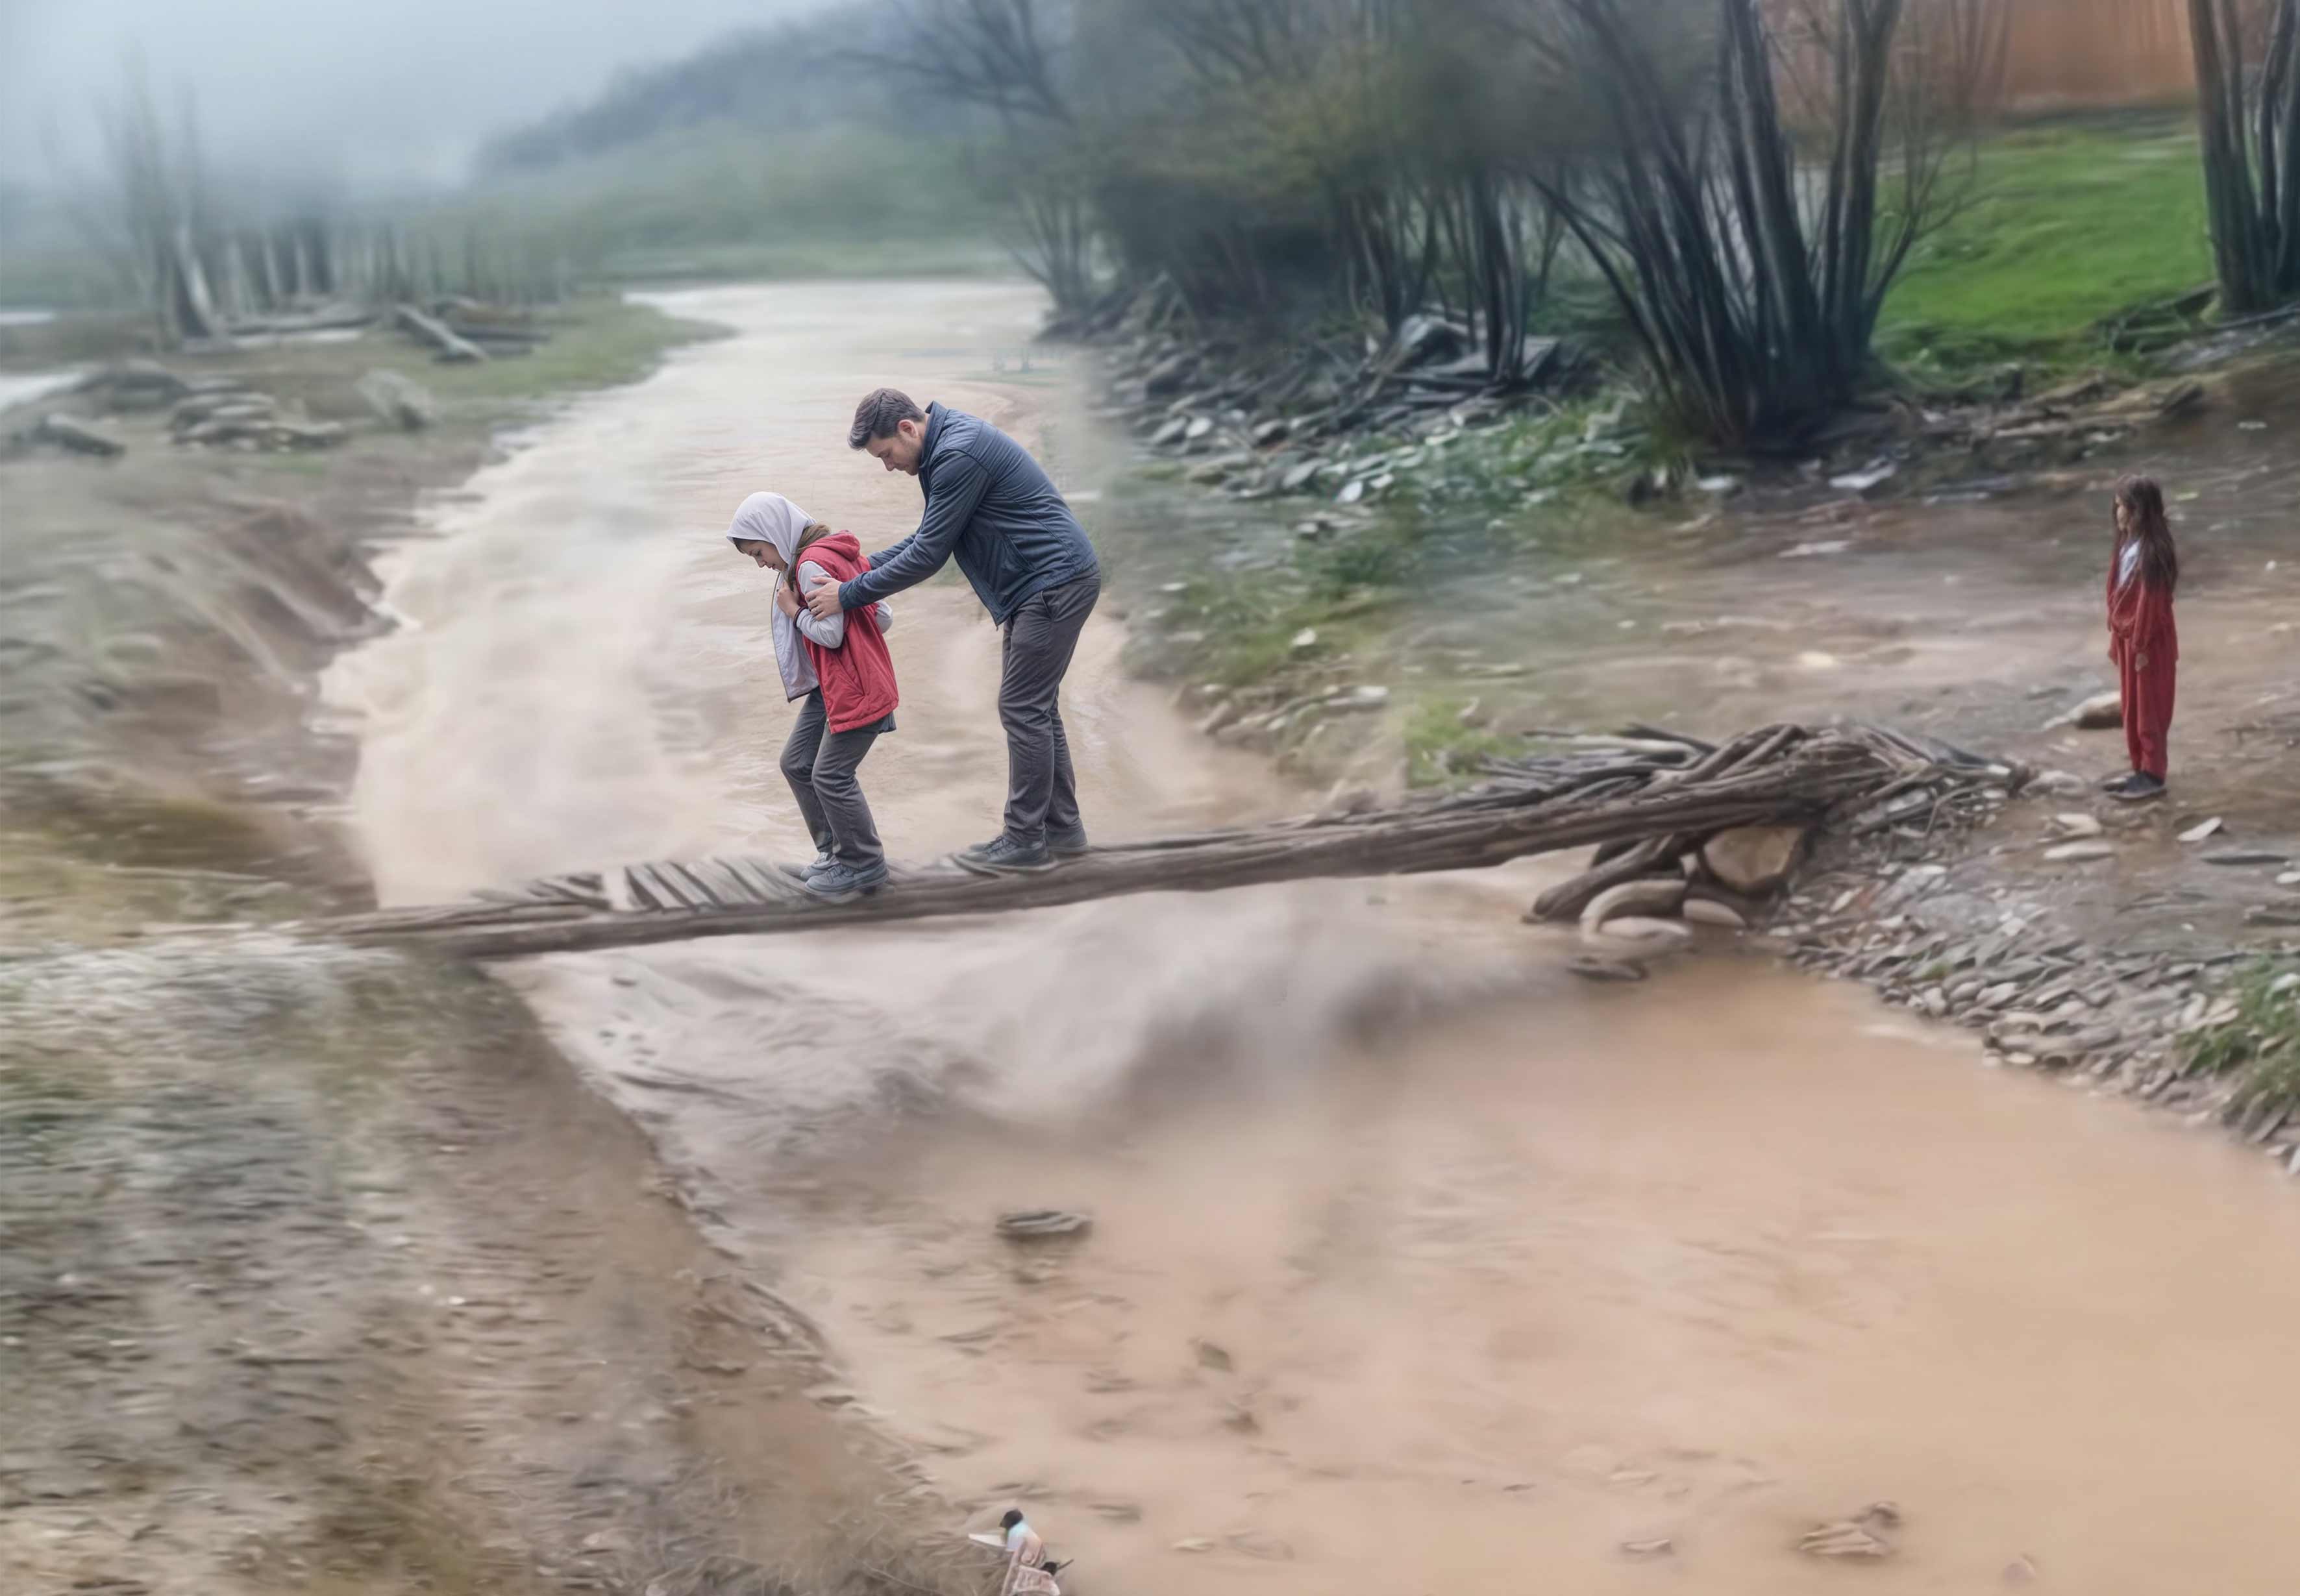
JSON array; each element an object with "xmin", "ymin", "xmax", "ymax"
[
  {"xmin": 2105, "ymin": 545, "xmax": 2177, "ymax": 669},
  {"xmin": 799, "ymin": 533, "xmax": 900, "ymax": 731}
]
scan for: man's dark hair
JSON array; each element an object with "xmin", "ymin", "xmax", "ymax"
[
  {"xmin": 998, "ymin": 1510, "xmax": 1024, "ymax": 1530},
  {"xmin": 849, "ymin": 387, "xmax": 925, "ymax": 449}
]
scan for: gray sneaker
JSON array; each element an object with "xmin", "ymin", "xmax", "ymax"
[
  {"xmin": 804, "ymin": 859, "xmax": 887, "ymax": 901},
  {"xmin": 802, "ymin": 848, "xmax": 836, "ymax": 878},
  {"xmin": 1047, "ymin": 825, "xmax": 1090, "ymax": 859},
  {"xmin": 955, "ymin": 835, "xmax": 1055, "ymax": 875}
]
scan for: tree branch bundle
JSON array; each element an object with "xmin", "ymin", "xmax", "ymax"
[{"xmin": 319, "ymin": 722, "xmax": 2022, "ymax": 962}]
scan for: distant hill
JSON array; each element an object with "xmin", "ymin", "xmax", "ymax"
[{"xmin": 476, "ymin": 13, "xmax": 919, "ymax": 178}]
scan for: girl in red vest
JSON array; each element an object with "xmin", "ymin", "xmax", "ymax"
[
  {"xmin": 727, "ymin": 493, "xmax": 901, "ymax": 898},
  {"xmin": 2103, "ymin": 474, "xmax": 2179, "ymax": 803}
]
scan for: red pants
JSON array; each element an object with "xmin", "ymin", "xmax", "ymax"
[{"xmin": 2119, "ymin": 650, "xmax": 2175, "ymax": 780}]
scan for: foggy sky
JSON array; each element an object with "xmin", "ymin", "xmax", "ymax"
[{"xmin": 0, "ymin": 0, "xmax": 813, "ymax": 191}]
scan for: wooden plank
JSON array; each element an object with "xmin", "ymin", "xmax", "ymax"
[{"xmin": 317, "ymin": 726, "xmax": 2022, "ymax": 962}]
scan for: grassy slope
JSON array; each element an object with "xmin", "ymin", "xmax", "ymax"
[
  {"xmin": 437, "ymin": 121, "xmax": 1004, "ymax": 287},
  {"xmin": 1877, "ymin": 116, "xmax": 2214, "ymax": 371}
]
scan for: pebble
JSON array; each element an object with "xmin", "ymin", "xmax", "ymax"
[
  {"xmin": 2051, "ymin": 813, "xmax": 2103, "ymax": 837},
  {"xmin": 2177, "ymin": 816, "xmax": 2224, "ymax": 843},
  {"xmin": 2204, "ymin": 850, "xmax": 2287, "ymax": 866},
  {"xmin": 2044, "ymin": 841, "xmax": 2114, "ymax": 862}
]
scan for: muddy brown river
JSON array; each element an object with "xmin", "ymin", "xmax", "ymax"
[{"xmin": 325, "ymin": 282, "xmax": 2300, "ymax": 1594}]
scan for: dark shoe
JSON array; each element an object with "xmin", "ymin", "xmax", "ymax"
[
  {"xmin": 804, "ymin": 859, "xmax": 887, "ymax": 900},
  {"xmin": 802, "ymin": 848, "xmax": 836, "ymax": 879},
  {"xmin": 2109, "ymin": 773, "xmax": 2166, "ymax": 804},
  {"xmin": 954, "ymin": 834, "xmax": 1055, "ymax": 875},
  {"xmin": 1046, "ymin": 825, "xmax": 1090, "ymax": 859}
]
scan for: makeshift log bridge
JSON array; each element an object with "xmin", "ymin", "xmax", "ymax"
[{"xmin": 325, "ymin": 722, "xmax": 2021, "ymax": 961}]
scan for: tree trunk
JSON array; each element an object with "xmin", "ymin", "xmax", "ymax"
[{"xmin": 319, "ymin": 724, "xmax": 2018, "ymax": 963}]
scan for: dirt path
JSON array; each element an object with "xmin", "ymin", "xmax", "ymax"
[{"xmin": 326, "ymin": 281, "xmax": 2300, "ymax": 1595}]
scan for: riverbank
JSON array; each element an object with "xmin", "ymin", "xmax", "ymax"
[
  {"xmin": 1081, "ymin": 328, "xmax": 2300, "ymax": 1152},
  {"xmin": 308, "ymin": 276, "xmax": 2300, "ymax": 1596},
  {"xmin": 6, "ymin": 275, "xmax": 2295, "ymax": 1596},
  {"xmin": 0, "ymin": 299, "xmax": 971, "ymax": 1596}
]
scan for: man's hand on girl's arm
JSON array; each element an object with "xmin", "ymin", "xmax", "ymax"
[{"xmin": 804, "ymin": 574, "xmax": 845, "ymax": 620}]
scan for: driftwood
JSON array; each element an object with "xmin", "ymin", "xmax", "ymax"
[
  {"xmin": 321, "ymin": 723, "xmax": 2022, "ymax": 963},
  {"xmin": 393, "ymin": 303, "xmax": 488, "ymax": 363}
]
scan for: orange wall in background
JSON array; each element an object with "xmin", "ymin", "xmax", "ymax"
[{"xmin": 1999, "ymin": 0, "xmax": 2196, "ymax": 110}]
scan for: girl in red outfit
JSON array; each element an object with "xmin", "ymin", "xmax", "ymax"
[{"xmin": 2103, "ymin": 474, "xmax": 2179, "ymax": 803}]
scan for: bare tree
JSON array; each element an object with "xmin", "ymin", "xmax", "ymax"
[
  {"xmin": 1490, "ymin": 0, "xmax": 2007, "ymax": 445},
  {"xmin": 2188, "ymin": 0, "xmax": 2299, "ymax": 313},
  {"xmin": 68, "ymin": 65, "xmax": 231, "ymax": 346},
  {"xmin": 870, "ymin": 0, "xmax": 1101, "ymax": 310}
]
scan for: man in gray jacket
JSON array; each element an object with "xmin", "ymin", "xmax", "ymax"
[{"xmin": 807, "ymin": 387, "xmax": 1101, "ymax": 873}]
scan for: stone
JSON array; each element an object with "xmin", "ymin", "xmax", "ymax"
[
  {"xmin": 1701, "ymin": 826, "xmax": 1808, "ymax": 894},
  {"xmin": 1328, "ymin": 685, "xmax": 1389, "ymax": 711},
  {"xmin": 2247, "ymin": 903, "xmax": 2300, "ymax": 927},
  {"xmin": 1251, "ymin": 417, "xmax": 1292, "ymax": 445},
  {"xmin": 1620, "ymin": 1538, "xmax": 1674, "ymax": 1558},
  {"xmin": 32, "ymin": 413, "xmax": 125, "ymax": 457},
  {"xmin": 1337, "ymin": 479, "xmax": 1366, "ymax": 504},
  {"xmin": 997, "ymin": 1210, "xmax": 1092, "ymax": 1240},
  {"xmin": 2051, "ymin": 813, "xmax": 2103, "ymax": 837},
  {"xmin": 1150, "ymin": 417, "xmax": 1191, "ymax": 447},
  {"xmin": 1184, "ymin": 415, "xmax": 1216, "ymax": 441},
  {"xmin": 1798, "ymin": 1502, "xmax": 1900, "ymax": 1560},
  {"xmin": 1290, "ymin": 628, "xmax": 1319, "ymax": 652},
  {"xmin": 2177, "ymin": 816, "xmax": 2224, "ymax": 843},
  {"xmin": 1581, "ymin": 878, "xmax": 1688, "ymax": 932},
  {"xmin": 2279, "ymin": 871, "xmax": 2300, "ymax": 887},
  {"xmin": 2204, "ymin": 850, "xmax": 2289, "ymax": 866},
  {"xmin": 1280, "ymin": 458, "xmax": 1325, "ymax": 492},
  {"xmin": 356, "ymin": 368, "xmax": 438, "ymax": 430},
  {"xmin": 1584, "ymin": 916, "xmax": 1692, "ymax": 948},
  {"xmin": 1828, "ymin": 460, "xmax": 1897, "ymax": 495},
  {"xmin": 2071, "ymin": 691, "xmax": 2123, "ymax": 730},
  {"xmin": 2027, "ymin": 769, "xmax": 2086, "ymax": 796},
  {"xmin": 1565, "ymin": 955, "xmax": 1648, "ymax": 982},
  {"xmin": 1193, "ymin": 1339, "xmax": 1232, "ymax": 1372},
  {"xmin": 1142, "ymin": 351, "xmax": 1196, "ymax": 397},
  {"xmin": 2044, "ymin": 841, "xmax": 2114, "ymax": 862}
]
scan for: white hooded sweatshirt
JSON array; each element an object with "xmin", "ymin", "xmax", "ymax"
[{"xmin": 725, "ymin": 491, "xmax": 892, "ymax": 702}]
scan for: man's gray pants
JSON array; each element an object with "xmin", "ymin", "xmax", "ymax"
[
  {"xmin": 780, "ymin": 689, "xmax": 884, "ymax": 868},
  {"xmin": 999, "ymin": 572, "xmax": 1100, "ymax": 844}
]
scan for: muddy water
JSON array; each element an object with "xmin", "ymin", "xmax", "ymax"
[{"xmin": 327, "ymin": 282, "xmax": 2300, "ymax": 1595}]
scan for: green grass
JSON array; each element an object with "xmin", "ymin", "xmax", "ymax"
[
  {"xmin": 593, "ymin": 236, "xmax": 1014, "ymax": 287},
  {"xmin": 1404, "ymin": 698, "xmax": 1515, "ymax": 787},
  {"xmin": 356, "ymin": 295, "xmax": 721, "ymax": 408},
  {"xmin": 2181, "ymin": 959, "xmax": 2300, "ymax": 1120},
  {"xmin": 1879, "ymin": 116, "xmax": 2214, "ymax": 373}
]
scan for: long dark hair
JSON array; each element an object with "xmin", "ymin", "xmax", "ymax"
[{"xmin": 2114, "ymin": 474, "xmax": 2179, "ymax": 595}]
